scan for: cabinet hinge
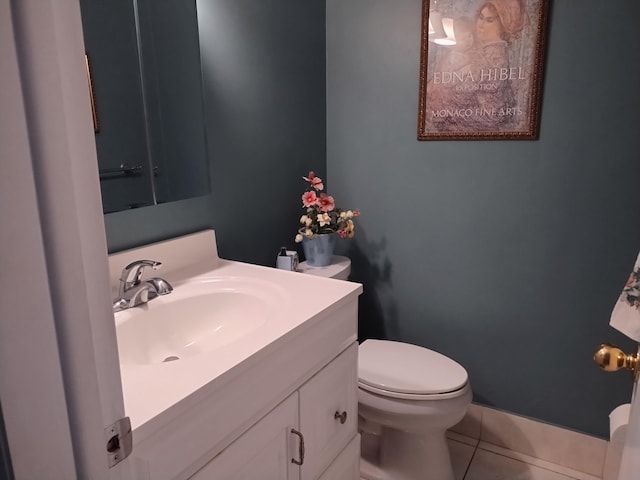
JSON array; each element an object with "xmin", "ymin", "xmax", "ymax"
[{"xmin": 105, "ymin": 417, "xmax": 132, "ymax": 468}]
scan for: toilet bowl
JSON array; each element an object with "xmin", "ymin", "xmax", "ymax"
[
  {"xmin": 297, "ymin": 256, "xmax": 471, "ymax": 480},
  {"xmin": 358, "ymin": 339, "xmax": 471, "ymax": 480}
]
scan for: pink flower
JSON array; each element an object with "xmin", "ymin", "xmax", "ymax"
[
  {"xmin": 317, "ymin": 193, "xmax": 335, "ymax": 212},
  {"xmin": 303, "ymin": 171, "xmax": 324, "ymax": 191},
  {"xmin": 302, "ymin": 190, "xmax": 318, "ymax": 207}
]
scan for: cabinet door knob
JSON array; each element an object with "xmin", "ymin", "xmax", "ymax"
[
  {"xmin": 334, "ymin": 411, "xmax": 348, "ymax": 424},
  {"xmin": 291, "ymin": 429, "xmax": 305, "ymax": 465}
]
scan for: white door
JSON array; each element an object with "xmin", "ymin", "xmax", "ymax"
[
  {"xmin": 618, "ymin": 375, "xmax": 640, "ymax": 479},
  {"xmin": 2, "ymin": 1, "xmax": 128, "ymax": 479},
  {"xmin": 0, "ymin": 1, "xmax": 77, "ymax": 477},
  {"xmin": 598, "ymin": 256, "xmax": 640, "ymax": 480}
]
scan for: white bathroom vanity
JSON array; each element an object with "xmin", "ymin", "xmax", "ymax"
[{"xmin": 108, "ymin": 231, "xmax": 362, "ymax": 479}]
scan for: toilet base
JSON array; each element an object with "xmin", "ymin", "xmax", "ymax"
[
  {"xmin": 360, "ymin": 457, "xmax": 393, "ymax": 480},
  {"xmin": 362, "ymin": 427, "xmax": 454, "ymax": 480}
]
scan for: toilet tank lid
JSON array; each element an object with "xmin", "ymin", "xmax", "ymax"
[
  {"xmin": 358, "ymin": 339, "xmax": 468, "ymax": 395},
  {"xmin": 298, "ymin": 255, "xmax": 350, "ymax": 279}
]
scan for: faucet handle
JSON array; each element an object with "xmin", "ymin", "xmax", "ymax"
[
  {"xmin": 146, "ymin": 277, "xmax": 173, "ymax": 296},
  {"xmin": 120, "ymin": 259, "xmax": 162, "ymax": 287}
]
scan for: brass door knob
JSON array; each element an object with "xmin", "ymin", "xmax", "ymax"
[{"xmin": 593, "ymin": 343, "xmax": 639, "ymax": 379}]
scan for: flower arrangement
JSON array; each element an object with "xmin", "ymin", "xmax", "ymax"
[{"xmin": 294, "ymin": 171, "xmax": 359, "ymax": 242}]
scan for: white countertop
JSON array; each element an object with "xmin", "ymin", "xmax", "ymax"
[{"xmin": 109, "ymin": 231, "xmax": 362, "ymax": 437}]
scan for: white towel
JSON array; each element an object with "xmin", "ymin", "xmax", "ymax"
[{"xmin": 610, "ymin": 252, "xmax": 640, "ymax": 342}]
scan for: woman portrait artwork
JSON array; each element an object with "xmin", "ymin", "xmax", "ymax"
[{"xmin": 418, "ymin": 0, "xmax": 548, "ymax": 139}]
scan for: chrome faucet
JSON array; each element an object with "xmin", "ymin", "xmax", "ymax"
[{"xmin": 113, "ymin": 260, "xmax": 173, "ymax": 312}]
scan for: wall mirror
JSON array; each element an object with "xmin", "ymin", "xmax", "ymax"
[{"xmin": 80, "ymin": 0, "xmax": 211, "ymax": 214}]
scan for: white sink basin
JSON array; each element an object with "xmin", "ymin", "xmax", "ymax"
[{"xmin": 115, "ymin": 276, "xmax": 287, "ymax": 365}]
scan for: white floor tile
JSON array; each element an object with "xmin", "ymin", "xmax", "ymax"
[
  {"xmin": 478, "ymin": 442, "xmax": 601, "ymax": 480},
  {"xmin": 448, "ymin": 438, "xmax": 475, "ymax": 480},
  {"xmin": 448, "ymin": 430, "xmax": 480, "ymax": 448},
  {"xmin": 465, "ymin": 448, "xmax": 581, "ymax": 480},
  {"xmin": 479, "ymin": 407, "xmax": 606, "ymax": 477}
]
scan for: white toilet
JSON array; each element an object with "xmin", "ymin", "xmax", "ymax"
[
  {"xmin": 358, "ymin": 339, "xmax": 471, "ymax": 480},
  {"xmin": 298, "ymin": 255, "xmax": 472, "ymax": 480}
]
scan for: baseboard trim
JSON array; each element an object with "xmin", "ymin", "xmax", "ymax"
[{"xmin": 448, "ymin": 404, "xmax": 607, "ymax": 478}]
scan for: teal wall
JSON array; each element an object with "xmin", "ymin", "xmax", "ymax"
[
  {"xmin": 104, "ymin": 0, "xmax": 640, "ymax": 438},
  {"xmin": 327, "ymin": 0, "xmax": 640, "ymax": 438}
]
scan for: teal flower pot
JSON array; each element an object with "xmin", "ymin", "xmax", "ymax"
[{"xmin": 302, "ymin": 233, "xmax": 337, "ymax": 267}]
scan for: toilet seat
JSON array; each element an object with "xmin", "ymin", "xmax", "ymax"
[
  {"xmin": 358, "ymin": 340, "xmax": 468, "ymax": 400},
  {"xmin": 359, "ymin": 380, "xmax": 470, "ymax": 401}
]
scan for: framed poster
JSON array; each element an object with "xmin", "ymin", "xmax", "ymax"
[{"xmin": 417, "ymin": 0, "xmax": 549, "ymax": 140}]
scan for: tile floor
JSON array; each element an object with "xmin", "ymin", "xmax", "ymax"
[
  {"xmin": 360, "ymin": 404, "xmax": 610, "ymax": 479},
  {"xmin": 448, "ymin": 434, "xmax": 600, "ymax": 480}
]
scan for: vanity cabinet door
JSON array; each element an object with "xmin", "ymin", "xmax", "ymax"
[
  {"xmin": 299, "ymin": 343, "xmax": 358, "ymax": 480},
  {"xmin": 189, "ymin": 393, "xmax": 300, "ymax": 480},
  {"xmin": 316, "ymin": 434, "xmax": 361, "ymax": 480}
]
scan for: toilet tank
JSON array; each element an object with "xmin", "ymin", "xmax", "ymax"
[{"xmin": 298, "ymin": 255, "xmax": 351, "ymax": 280}]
